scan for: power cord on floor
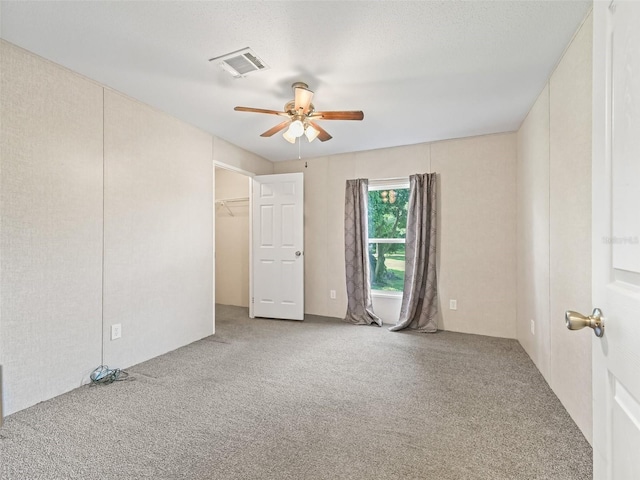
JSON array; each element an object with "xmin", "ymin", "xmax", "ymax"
[{"xmin": 89, "ymin": 365, "xmax": 130, "ymax": 385}]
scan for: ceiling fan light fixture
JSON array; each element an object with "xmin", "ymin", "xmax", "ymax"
[
  {"xmin": 287, "ymin": 119, "xmax": 305, "ymax": 138},
  {"xmin": 304, "ymin": 124, "xmax": 320, "ymax": 142},
  {"xmin": 282, "ymin": 130, "xmax": 297, "ymax": 144}
]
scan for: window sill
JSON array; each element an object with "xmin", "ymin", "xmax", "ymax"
[{"xmin": 371, "ymin": 291, "xmax": 403, "ymax": 299}]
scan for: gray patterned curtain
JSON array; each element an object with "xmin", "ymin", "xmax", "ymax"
[
  {"xmin": 389, "ymin": 173, "xmax": 438, "ymax": 332},
  {"xmin": 344, "ymin": 179, "xmax": 382, "ymax": 326}
]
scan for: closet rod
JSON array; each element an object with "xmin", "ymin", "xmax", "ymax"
[{"xmin": 215, "ymin": 196, "xmax": 249, "ymax": 203}]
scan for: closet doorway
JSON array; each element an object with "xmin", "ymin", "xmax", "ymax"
[{"xmin": 215, "ymin": 166, "xmax": 251, "ymax": 308}]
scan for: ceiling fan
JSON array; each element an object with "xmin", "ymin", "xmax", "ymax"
[{"xmin": 234, "ymin": 82, "xmax": 364, "ymax": 143}]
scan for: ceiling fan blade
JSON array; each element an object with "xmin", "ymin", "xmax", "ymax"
[
  {"xmin": 260, "ymin": 120, "xmax": 291, "ymax": 137},
  {"xmin": 234, "ymin": 106, "xmax": 289, "ymax": 117},
  {"xmin": 310, "ymin": 111, "xmax": 364, "ymax": 121},
  {"xmin": 294, "ymin": 86, "xmax": 314, "ymax": 115},
  {"xmin": 309, "ymin": 121, "xmax": 332, "ymax": 142}
]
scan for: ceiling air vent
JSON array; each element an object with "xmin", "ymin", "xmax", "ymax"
[{"xmin": 209, "ymin": 47, "xmax": 269, "ymax": 79}]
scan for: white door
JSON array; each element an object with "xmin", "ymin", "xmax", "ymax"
[
  {"xmin": 590, "ymin": 1, "xmax": 640, "ymax": 478},
  {"xmin": 251, "ymin": 173, "xmax": 304, "ymax": 320}
]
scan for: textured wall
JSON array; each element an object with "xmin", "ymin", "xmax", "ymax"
[
  {"xmin": 213, "ymin": 137, "xmax": 273, "ymax": 176},
  {"xmin": 102, "ymin": 90, "xmax": 214, "ymax": 368},
  {"xmin": 549, "ymin": 12, "xmax": 593, "ymax": 443},
  {"xmin": 215, "ymin": 168, "xmax": 250, "ymax": 307},
  {"xmin": 516, "ymin": 12, "xmax": 593, "ymax": 443},
  {"xmin": 516, "ymin": 85, "xmax": 551, "ymax": 377},
  {"xmin": 273, "ymin": 155, "xmax": 331, "ymax": 317},
  {"xmin": 0, "ymin": 41, "xmax": 104, "ymax": 415},
  {"xmin": 432, "ymin": 134, "xmax": 517, "ymax": 338},
  {"xmin": 0, "ymin": 41, "xmax": 234, "ymax": 415},
  {"xmin": 274, "ymin": 133, "xmax": 517, "ymax": 338}
]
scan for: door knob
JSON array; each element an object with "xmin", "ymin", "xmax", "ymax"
[
  {"xmin": 565, "ymin": 308, "xmax": 604, "ymax": 337},
  {"xmin": 295, "ymin": 251, "xmax": 302, "ymax": 257}
]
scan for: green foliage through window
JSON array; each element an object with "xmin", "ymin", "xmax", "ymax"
[{"xmin": 368, "ymin": 187, "xmax": 409, "ymax": 292}]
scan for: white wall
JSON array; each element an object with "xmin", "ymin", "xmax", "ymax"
[
  {"xmin": 215, "ymin": 168, "xmax": 250, "ymax": 307},
  {"xmin": 516, "ymin": 12, "xmax": 593, "ymax": 443},
  {"xmin": 0, "ymin": 40, "xmax": 271, "ymax": 415},
  {"xmin": 275, "ymin": 133, "xmax": 517, "ymax": 338}
]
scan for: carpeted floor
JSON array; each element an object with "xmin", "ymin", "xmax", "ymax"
[{"xmin": 0, "ymin": 305, "xmax": 592, "ymax": 480}]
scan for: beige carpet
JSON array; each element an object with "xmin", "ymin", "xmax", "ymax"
[{"xmin": 0, "ymin": 305, "xmax": 592, "ymax": 479}]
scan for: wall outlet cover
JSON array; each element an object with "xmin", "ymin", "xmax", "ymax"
[
  {"xmin": 111, "ymin": 324, "xmax": 122, "ymax": 340},
  {"xmin": 449, "ymin": 299, "xmax": 457, "ymax": 310}
]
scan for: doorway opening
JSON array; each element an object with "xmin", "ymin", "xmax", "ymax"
[{"xmin": 215, "ymin": 166, "xmax": 252, "ymax": 309}]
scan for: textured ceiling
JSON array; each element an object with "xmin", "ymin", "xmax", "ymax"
[{"xmin": 0, "ymin": 1, "xmax": 591, "ymax": 162}]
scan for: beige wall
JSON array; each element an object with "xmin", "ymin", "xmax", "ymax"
[
  {"xmin": 1, "ymin": 39, "xmax": 104, "ymax": 415},
  {"xmin": 275, "ymin": 133, "xmax": 517, "ymax": 338},
  {"xmin": 2, "ymin": 13, "xmax": 593, "ymax": 435},
  {"xmin": 0, "ymin": 40, "xmax": 270, "ymax": 415},
  {"xmin": 516, "ymin": 13, "xmax": 593, "ymax": 443},
  {"xmin": 102, "ymin": 90, "xmax": 214, "ymax": 369},
  {"xmin": 432, "ymin": 135, "xmax": 517, "ymax": 337},
  {"xmin": 517, "ymin": 85, "xmax": 551, "ymax": 378},
  {"xmin": 215, "ymin": 168, "xmax": 250, "ymax": 307},
  {"xmin": 213, "ymin": 137, "xmax": 273, "ymax": 176}
]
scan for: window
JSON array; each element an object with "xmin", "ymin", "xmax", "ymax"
[{"xmin": 368, "ymin": 179, "xmax": 410, "ymax": 293}]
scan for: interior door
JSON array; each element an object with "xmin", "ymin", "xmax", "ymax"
[
  {"xmin": 591, "ymin": 1, "xmax": 640, "ymax": 477},
  {"xmin": 251, "ymin": 173, "xmax": 304, "ymax": 320}
]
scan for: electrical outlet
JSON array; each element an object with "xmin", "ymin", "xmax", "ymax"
[
  {"xmin": 449, "ymin": 299, "xmax": 457, "ymax": 310},
  {"xmin": 530, "ymin": 319, "xmax": 535, "ymax": 335},
  {"xmin": 330, "ymin": 290, "xmax": 336, "ymax": 299},
  {"xmin": 111, "ymin": 324, "xmax": 122, "ymax": 340}
]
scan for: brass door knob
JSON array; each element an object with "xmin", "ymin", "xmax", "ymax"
[{"xmin": 565, "ymin": 308, "xmax": 604, "ymax": 337}]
